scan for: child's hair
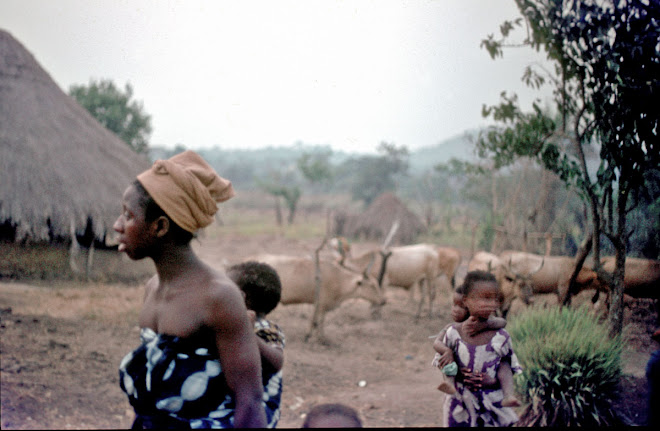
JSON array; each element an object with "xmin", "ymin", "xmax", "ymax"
[
  {"xmin": 302, "ymin": 403, "xmax": 363, "ymax": 428},
  {"xmin": 227, "ymin": 261, "xmax": 282, "ymax": 315},
  {"xmin": 132, "ymin": 180, "xmax": 194, "ymax": 245},
  {"xmin": 462, "ymin": 270, "xmax": 498, "ymax": 296}
]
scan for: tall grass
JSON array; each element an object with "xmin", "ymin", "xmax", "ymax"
[{"xmin": 508, "ymin": 305, "xmax": 624, "ymax": 427}]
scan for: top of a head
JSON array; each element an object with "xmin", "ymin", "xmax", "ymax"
[
  {"xmin": 462, "ymin": 270, "xmax": 498, "ymax": 296},
  {"xmin": 227, "ymin": 261, "xmax": 282, "ymax": 315},
  {"xmin": 302, "ymin": 403, "xmax": 363, "ymax": 428}
]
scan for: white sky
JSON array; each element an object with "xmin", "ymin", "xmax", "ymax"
[{"xmin": 1, "ymin": 0, "xmax": 554, "ymax": 154}]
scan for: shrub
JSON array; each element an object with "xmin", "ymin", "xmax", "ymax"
[{"xmin": 508, "ymin": 305, "xmax": 624, "ymax": 427}]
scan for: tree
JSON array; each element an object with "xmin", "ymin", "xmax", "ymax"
[
  {"xmin": 257, "ymin": 168, "xmax": 301, "ymax": 226},
  {"xmin": 343, "ymin": 142, "xmax": 410, "ymax": 206},
  {"xmin": 478, "ymin": 0, "xmax": 660, "ymax": 335},
  {"xmin": 69, "ymin": 79, "xmax": 152, "ymax": 153},
  {"xmin": 297, "ymin": 149, "xmax": 334, "ymax": 187}
]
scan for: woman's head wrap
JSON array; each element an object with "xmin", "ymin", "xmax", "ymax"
[{"xmin": 136, "ymin": 150, "xmax": 235, "ymax": 232}]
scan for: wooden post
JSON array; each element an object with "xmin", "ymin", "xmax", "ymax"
[
  {"xmin": 544, "ymin": 232, "xmax": 553, "ymax": 256},
  {"xmin": 69, "ymin": 219, "xmax": 81, "ymax": 274},
  {"xmin": 307, "ymin": 210, "xmax": 332, "ymax": 342},
  {"xmin": 86, "ymin": 240, "xmax": 95, "ymax": 280}
]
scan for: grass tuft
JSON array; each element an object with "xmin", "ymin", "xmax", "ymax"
[{"xmin": 509, "ymin": 305, "xmax": 624, "ymax": 427}]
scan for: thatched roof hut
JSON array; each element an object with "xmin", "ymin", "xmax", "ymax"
[
  {"xmin": 0, "ymin": 29, "xmax": 151, "ymax": 244},
  {"xmin": 341, "ymin": 192, "xmax": 425, "ymax": 245}
]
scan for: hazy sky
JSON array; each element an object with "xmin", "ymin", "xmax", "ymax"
[{"xmin": 1, "ymin": 0, "xmax": 554, "ymax": 154}]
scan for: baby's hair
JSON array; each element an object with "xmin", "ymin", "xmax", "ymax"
[
  {"xmin": 302, "ymin": 403, "xmax": 363, "ymax": 428},
  {"xmin": 132, "ymin": 180, "xmax": 194, "ymax": 245},
  {"xmin": 462, "ymin": 270, "xmax": 498, "ymax": 296},
  {"xmin": 227, "ymin": 261, "xmax": 281, "ymax": 315},
  {"xmin": 454, "ymin": 283, "xmax": 466, "ymax": 295}
]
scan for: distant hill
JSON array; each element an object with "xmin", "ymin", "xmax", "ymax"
[
  {"xmin": 149, "ymin": 130, "xmax": 481, "ymax": 179},
  {"xmin": 408, "ymin": 130, "xmax": 480, "ymax": 174}
]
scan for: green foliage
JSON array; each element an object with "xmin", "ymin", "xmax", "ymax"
[
  {"xmin": 476, "ymin": 0, "xmax": 660, "ymax": 334},
  {"xmin": 69, "ymin": 79, "xmax": 152, "ymax": 153},
  {"xmin": 340, "ymin": 141, "xmax": 410, "ymax": 205},
  {"xmin": 256, "ymin": 167, "xmax": 302, "ymax": 225},
  {"xmin": 509, "ymin": 306, "xmax": 624, "ymax": 427},
  {"xmin": 297, "ymin": 149, "xmax": 334, "ymax": 184}
]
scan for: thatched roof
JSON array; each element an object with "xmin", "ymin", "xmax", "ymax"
[
  {"xmin": 341, "ymin": 192, "xmax": 425, "ymax": 245},
  {"xmin": 0, "ymin": 29, "xmax": 151, "ymax": 243}
]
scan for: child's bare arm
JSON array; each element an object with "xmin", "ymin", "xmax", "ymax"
[
  {"xmin": 487, "ymin": 316, "xmax": 507, "ymax": 330},
  {"xmin": 257, "ymin": 337, "xmax": 284, "ymax": 373},
  {"xmin": 463, "ymin": 315, "xmax": 507, "ymax": 336},
  {"xmin": 432, "ymin": 326, "xmax": 455, "ymax": 368}
]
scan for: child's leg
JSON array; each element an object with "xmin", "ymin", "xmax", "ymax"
[
  {"xmin": 437, "ymin": 373, "xmax": 456, "ymax": 394},
  {"xmin": 497, "ymin": 361, "xmax": 520, "ymax": 407}
]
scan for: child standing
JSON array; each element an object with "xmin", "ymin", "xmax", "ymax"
[
  {"xmin": 432, "ymin": 285, "xmax": 520, "ymax": 407},
  {"xmin": 227, "ymin": 261, "xmax": 285, "ymax": 429},
  {"xmin": 439, "ymin": 270, "xmax": 522, "ymax": 427}
]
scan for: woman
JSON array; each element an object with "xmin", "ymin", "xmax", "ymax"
[{"xmin": 115, "ymin": 150, "xmax": 268, "ymax": 428}]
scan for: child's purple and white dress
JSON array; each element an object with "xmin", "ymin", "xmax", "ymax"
[{"xmin": 442, "ymin": 324, "xmax": 522, "ymax": 427}]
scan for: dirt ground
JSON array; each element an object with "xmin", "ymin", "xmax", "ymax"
[{"xmin": 1, "ymin": 232, "xmax": 657, "ymax": 429}]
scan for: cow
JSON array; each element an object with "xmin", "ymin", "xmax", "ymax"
[
  {"xmin": 467, "ymin": 251, "xmax": 503, "ymax": 273},
  {"xmin": 498, "ymin": 251, "xmax": 601, "ymax": 315},
  {"xmin": 436, "ymin": 246, "xmax": 461, "ymax": 289},
  {"xmin": 600, "ymin": 256, "xmax": 660, "ymax": 300},
  {"xmin": 244, "ymin": 253, "xmax": 385, "ymax": 342},
  {"xmin": 341, "ymin": 243, "xmax": 440, "ymax": 318}
]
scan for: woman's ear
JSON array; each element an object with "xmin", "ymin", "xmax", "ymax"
[{"xmin": 153, "ymin": 216, "xmax": 170, "ymax": 238}]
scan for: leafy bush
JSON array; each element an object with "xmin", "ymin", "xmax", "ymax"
[{"xmin": 508, "ymin": 305, "xmax": 624, "ymax": 427}]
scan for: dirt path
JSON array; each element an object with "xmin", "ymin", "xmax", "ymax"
[{"xmin": 0, "ymin": 233, "xmax": 656, "ymax": 428}]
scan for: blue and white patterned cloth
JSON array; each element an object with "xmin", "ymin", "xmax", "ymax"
[{"xmin": 119, "ymin": 327, "xmax": 281, "ymax": 429}]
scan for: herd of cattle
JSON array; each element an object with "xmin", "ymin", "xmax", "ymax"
[{"xmin": 242, "ymin": 238, "xmax": 660, "ymax": 340}]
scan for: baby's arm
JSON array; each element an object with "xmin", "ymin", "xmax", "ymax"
[
  {"xmin": 256, "ymin": 337, "xmax": 284, "ymax": 373},
  {"xmin": 248, "ymin": 310, "xmax": 284, "ymax": 373},
  {"xmin": 432, "ymin": 324, "xmax": 455, "ymax": 368},
  {"xmin": 462, "ymin": 315, "xmax": 507, "ymax": 336}
]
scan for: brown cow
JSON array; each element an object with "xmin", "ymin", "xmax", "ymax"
[
  {"xmin": 436, "ymin": 246, "xmax": 461, "ymax": 289},
  {"xmin": 600, "ymin": 256, "xmax": 660, "ymax": 300},
  {"xmin": 245, "ymin": 253, "xmax": 385, "ymax": 341},
  {"xmin": 498, "ymin": 251, "xmax": 601, "ymax": 314}
]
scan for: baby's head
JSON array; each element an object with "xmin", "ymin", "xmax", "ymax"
[
  {"xmin": 451, "ymin": 284, "xmax": 468, "ymax": 322},
  {"xmin": 302, "ymin": 403, "xmax": 363, "ymax": 428},
  {"xmin": 227, "ymin": 261, "xmax": 281, "ymax": 316},
  {"xmin": 462, "ymin": 270, "xmax": 501, "ymax": 320}
]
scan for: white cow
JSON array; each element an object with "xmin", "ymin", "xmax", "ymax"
[
  {"xmin": 341, "ymin": 243, "xmax": 440, "ymax": 318},
  {"xmin": 245, "ymin": 253, "xmax": 385, "ymax": 341}
]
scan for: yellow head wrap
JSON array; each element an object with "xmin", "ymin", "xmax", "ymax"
[{"xmin": 136, "ymin": 150, "xmax": 235, "ymax": 232}]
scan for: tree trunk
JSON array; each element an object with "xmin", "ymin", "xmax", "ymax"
[
  {"xmin": 274, "ymin": 197, "xmax": 283, "ymax": 226},
  {"xmin": 607, "ymin": 185, "xmax": 629, "ymax": 337},
  {"xmin": 563, "ymin": 233, "xmax": 592, "ymax": 306}
]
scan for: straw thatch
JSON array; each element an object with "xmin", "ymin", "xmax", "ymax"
[
  {"xmin": 340, "ymin": 192, "xmax": 425, "ymax": 245},
  {"xmin": 0, "ymin": 29, "xmax": 151, "ymax": 244}
]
